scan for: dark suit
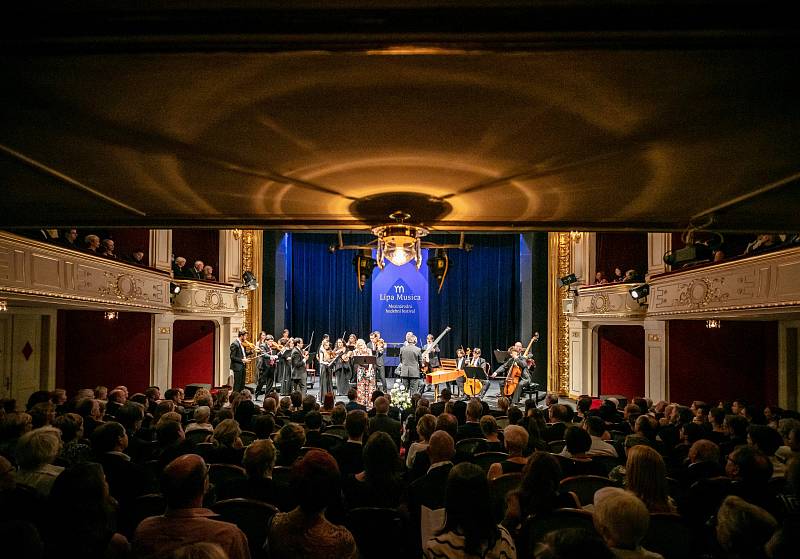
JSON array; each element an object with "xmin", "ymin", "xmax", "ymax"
[
  {"xmin": 290, "ymin": 347, "xmax": 307, "ymax": 395},
  {"xmin": 369, "ymin": 413, "xmax": 402, "ymax": 450},
  {"xmin": 430, "ymin": 400, "xmax": 449, "ymax": 416},
  {"xmin": 493, "ymin": 356, "xmax": 531, "ymax": 404},
  {"xmin": 255, "ymin": 343, "xmax": 276, "ymax": 396},
  {"xmin": 229, "ymin": 338, "xmax": 247, "ymax": 392},
  {"xmin": 406, "ymin": 462, "xmax": 453, "ymax": 555},
  {"xmin": 399, "ymin": 343, "xmax": 423, "ymax": 393},
  {"xmin": 335, "ymin": 441, "xmax": 365, "ymax": 477},
  {"xmin": 368, "ymin": 341, "xmax": 386, "ymax": 388},
  {"xmin": 189, "ymin": 266, "xmax": 204, "ymax": 279},
  {"xmin": 305, "ymin": 430, "xmax": 324, "ymax": 448}
]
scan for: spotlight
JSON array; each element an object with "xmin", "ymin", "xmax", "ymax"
[
  {"xmin": 629, "ymin": 283, "xmax": 650, "ymax": 301},
  {"xmin": 169, "ymin": 282, "xmax": 181, "ymax": 295},
  {"xmin": 558, "ymin": 273, "xmax": 578, "ymax": 287},
  {"xmin": 241, "ymin": 271, "xmax": 259, "ymax": 291},
  {"xmin": 353, "ymin": 251, "xmax": 377, "ymax": 292},
  {"xmin": 427, "ymin": 249, "xmax": 450, "ymax": 293}
]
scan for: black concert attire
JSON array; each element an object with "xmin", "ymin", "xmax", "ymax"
[
  {"xmin": 290, "ymin": 346, "xmax": 307, "ymax": 395},
  {"xmin": 255, "ymin": 341, "xmax": 277, "ymax": 396},
  {"xmin": 278, "ymin": 344, "xmax": 292, "ymax": 395},
  {"xmin": 229, "ymin": 338, "xmax": 248, "ymax": 392},
  {"xmin": 420, "ymin": 341, "xmax": 441, "ymax": 395},
  {"xmin": 334, "ymin": 349, "xmax": 350, "ymax": 396},
  {"xmin": 368, "ymin": 341, "xmax": 386, "ymax": 389},
  {"xmin": 318, "ymin": 348, "xmax": 335, "ymax": 396},
  {"xmin": 399, "ymin": 343, "xmax": 423, "ymax": 394},
  {"xmin": 492, "ymin": 356, "xmax": 531, "ymax": 404}
]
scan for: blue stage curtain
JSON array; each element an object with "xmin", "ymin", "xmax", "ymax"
[
  {"xmin": 428, "ymin": 234, "xmax": 520, "ymax": 370},
  {"xmin": 285, "ymin": 233, "xmax": 373, "ymax": 342}
]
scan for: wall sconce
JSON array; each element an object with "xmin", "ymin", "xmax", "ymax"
[
  {"xmin": 104, "ymin": 311, "xmax": 119, "ymax": 320},
  {"xmin": 706, "ymin": 319, "xmax": 722, "ymax": 329},
  {"xmin": 0, "ymin": 300, "xmax": 7, "ymax": 312}
]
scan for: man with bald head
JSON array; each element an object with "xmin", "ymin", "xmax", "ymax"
[
  {"xmin": 406, "ymin": 431, "xmax": 456, "ymax": 554},
  {"xmin": 368, "ymin": 396, "xmax": 401, "ymax": 449},
  {"xmin": 133, "ymin": 454, "xmax": 250, "ymax": 559}
]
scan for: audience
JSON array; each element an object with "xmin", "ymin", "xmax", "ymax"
[
  {"xmin": 488, "ymin": 424, "xmax": 529, "ymax": 480},
  {"xmin": 593, "ymin": 487, "xmax": 664, "ymax": 559},
  {"xmin": 716, "ymin": 495, "xmax": 777, "ymax": 559},
  {"xmin": 14, "ymin": 426, "xmax": 64, "ymax": 497}
]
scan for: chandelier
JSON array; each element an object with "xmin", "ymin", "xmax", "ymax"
[{"xmin": 372, "ymin": 212, "xmax": 427, "ymax": 269}]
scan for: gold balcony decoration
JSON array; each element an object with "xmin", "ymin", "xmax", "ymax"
[{"xmin": 548, "ymin": 232, "xmax": 572, "ymax": 397}]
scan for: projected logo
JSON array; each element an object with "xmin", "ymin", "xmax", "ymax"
[{"xmin": 372, "ymin": 253, "xmax": 429, "ymax": 345}]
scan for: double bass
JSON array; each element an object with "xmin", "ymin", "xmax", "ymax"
[{"xmin": 502, "ymin": 332, "xmax": 539, "ymax": 397}]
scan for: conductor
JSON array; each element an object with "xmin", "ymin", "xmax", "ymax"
[
  {"xmin": 229, "ymin": 329, "xmax": 251, "ymax": 392},
  {"xmin": 398, "ymin": 332, "xmax": 423, "ymax": 394}
]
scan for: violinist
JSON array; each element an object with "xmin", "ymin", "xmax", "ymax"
[
  {"xmin": 333, "ymin": 338, "xmax": 350, "ymax": 396},
  {"xmin": 421, "ymin": 333, "xmax": 442, "ymax": 395},
  {"xmin": 368, "ymin": 331, "xmax": 386, "ymax": 389},
  {"xmin": 254, "ymin": 332, "xmax": 277, "ymax": 397},
  {"xmin": 491, "ymin": 346, "xmax": 530, "ymax": 404},
  {"xmin": 277, "ymin": 335, "xmax": 292, "ymax": 395},
  {"xmin": 346, "ymin": 333, "xmax": 358, "ymax": 384},
  {"xmin": 229, "ymin": 329, "xmax": 251, "ymax": 392},
  {"xmin": 290, "ymin": 337, "xmax": 308, "ymax": 395},
  {"xmin": 317, "ymin": 338, "xmax": 335, "ymax": 396}
]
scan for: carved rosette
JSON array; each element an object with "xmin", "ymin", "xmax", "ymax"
[
  {"xmin": 241, "ymin": 230, "xmax": 263, "ymax": 383},
  {"xmin": 548, "ymin": 232, "xmax": 571, "ymax": 397},
  {"xmin": 100, "ymin": 272, "xmax": 143, "ymax": 301},
  {"xmin": 676, "ymin": 277, "xmax": 728, "ymax": 308}
]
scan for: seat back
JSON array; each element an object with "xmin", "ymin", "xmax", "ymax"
[
  {"xmin": 471, "ymin": 451, "xmax": 509, "ymax": 472},
  {"xmin": 495, "ymin": 416, "xmax": 509, "ymax": 429},
  {"xmin": 559, "ymin": 475, "xmax": 614, "ymax": 506},
  {"xmin": 193, "ymin": 442, "xmax": 214, "ymax": 460},
  {"xmin": 346, "ymin": 507, "xmax": 403, "ymax": 559},
  {"xmin": 128, "ymin": 493, "xmax": 166, "ymax": 534},
  {"xmin": 520, "ymin": 508, "xmax": 599, "ymax": 557},
  {"xmin": 548, "ymin": 439, "xmax": 566, "ymax": 453},
  {"xmin": 185, "ymin": 428, "xmax": 213, "ymax": 445},
  {"xmin": 240, "ymin": 430, "xmax": 258, "ymax": 446},
  {"xmin": 208, "ymin": 463, "xmax": 247, "ymax": 487},
  {"xmin": 489, "ymin": 472, "xmax": 522, "ymax": 522},
  {"xmin": 642, "ymin": 513, "xmax": 691, "ymax": 559},
  {"xmin": 456, "ymin": 437, "xmax": 485, "ymax": 458},
  {"xmin": 212, "ymin": 498, "xmax": 278, "ymax": 559}
]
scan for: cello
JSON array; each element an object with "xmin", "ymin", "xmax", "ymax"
[{"xmin": 502, "ymin": 332, "xmax": 539, "ymax": 397}]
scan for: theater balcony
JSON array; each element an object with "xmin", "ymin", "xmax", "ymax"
[
  {"xmin": 170, "ymin": 279, "xmax": 244, "ymax": 317},
  {"xmin": 647, "ymin": 245, "xmax": 800, "ymax": 320},
  {"xmin": 565, "ymin": 282, "xmax": 648, "ymax": 321},
  {"xmin": 0, "ymin": 231, "xmax": 170, "ymax": 312}
]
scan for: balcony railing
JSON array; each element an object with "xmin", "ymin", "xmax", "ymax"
[
  {"xmin": 567, "ymin": 282, "xmax": 648, "ymax": 320},
  {"xmin": 170, "ymin": 279, "xmax": 244, "ymax": 316}
]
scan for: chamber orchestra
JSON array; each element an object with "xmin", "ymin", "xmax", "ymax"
[{"xmin": 235, "ymin": 326, "xmax": 540, "ymax": 407}]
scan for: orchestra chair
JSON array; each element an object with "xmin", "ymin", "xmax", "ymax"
[
  {"xmin": 346, "ymin": 507, "xmax": 404, "ymax": 559},
  {"xmin": 470, "ymin": 451, "xmax": 509, "ymax": 472},
  {"xmin": 455, "ymin": 437, "xmax": 486, "ymax": 459},
  {"xmin": 208, "ymin": 463, "xmax": 247, "ymax": 488},
  {"xmin": 240, "ymin": 430, "xmax": 258, "ymax": 446},
  {"xmin": 559, "ymin": 475, "xmax": 614, "ymax": 507},
  {"xmin": 641, "ymin": 513, "xmax": 692, "ymax": 559},
  {"xmin": 184, "ymin": 428, "xmax": 213, "ymax": 445},
  {"xmin": 548, "ymin": 439, "xmax": 567, "ymax": 453},
  {"xmin": 212, "ymin": 498, "xmax": 278, "ymax": 559},
  {"xmin": 519, "ymin": 508, "xmax": 598, "ymax": 558},
  {"xmin": 489, "ymin": 472, "xmax": 522, "ymax": 522}
]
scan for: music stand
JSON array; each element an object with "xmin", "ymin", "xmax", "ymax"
[
  {"xmin": 493, "ymin": 350, "xmax": 510, "ymax": 364},
  {"xmin": 462, "ymin": 366, "xmax": 487, "ymax": 397},
  {"xmin": 352, "ymin": 355, "xmax": 377, "ymax": 369}
]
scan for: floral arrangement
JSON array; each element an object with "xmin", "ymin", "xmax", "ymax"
[{"xmin": 390, "ymin": 380, "xmax": 413, "ymax": 410}]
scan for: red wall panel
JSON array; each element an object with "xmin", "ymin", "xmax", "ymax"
[
  {"xmin": 597, "ymin": 325, "xmax": 645, "ymax": 398},
  {"xmin": 171, "ymin": 320, "xmax": 216, "ymax": 389},
  {"xmin": 668, "ymin": 320, "xmax": 778, "ymax": 405},
  {"xmin": 57, "ymin": 310, "xmax": 152, "ymax": 395},
  {"xmin": 595, "ymin": 232, "xmax": 648, "ymax": 282},
  {"xmin": 172, "ymin": 230, "xmax": 219, "ymax": 274},
  {"xmin": 110, "ymin": 229, "xmax": 150, "ymax": 265}
]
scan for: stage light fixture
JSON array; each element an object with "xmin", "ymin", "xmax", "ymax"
[
  {"xmin": 427, "ymin": 249, "xmax": 450, "ymax": 293},
  {"xmin": 558, "ymin": 273, "xmax": 578, "ymax": 287},
  {"xmin": 241, "ymin": 271, "xmax": 259, "ymax": 291},
  {"xmin": 169, "ymin": 282, "xmax": 181, "ymax": 295},
  {"xmin": 629, "ymin": 283, "xmax": 650, "ymax": 301},
  {"xmin": 353, "ymin": 251, "xmax": 378, "ymax": 292}
]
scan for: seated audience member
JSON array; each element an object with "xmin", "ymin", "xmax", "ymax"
[
  {"xmin": 207, "ymin": 418, "xmax": 244, "ymax": 465},
  {"xmin": 368, "ymin": 396, "xmax": 402, "ymax": 449},
  {"xmin": 52, "ymin": 413, "xmax": 92, "ymax": 466},
  {"xmin": 115, "ymin": 402, "xmax": 153, "ymax": 463},
  {"xmin": 76, "ymin": 398, "xmax": 103, "ymax": 438},
  {"xmin": 707, "ymin": 407, "xmax": 729, "ymax": 443},
  {"xmin": 99, "ymin": 238, "xmax": 117, "ymax": 259},
  {"xmin": 423, "ymin": 462, "xmax": 516, "ymax": 558},
  {"xmin": 407, "ymin": 414, "xmax": 437, "ymax": 469},
  {"xmin": 267, "ymin": 449, "xmax": 357, "ymax": 559},
  {"xmin": 343, "ymin": 431, "xmax": 403, "ymax": 509},
  {"xmin": 106, "ymin": 389, "xmax": 127, "ymax": 417},
  {"xmin": 91, "ymin": 421, "xmax": 153, "ymax": 505},
  {"xmin": 0, "ymin": 454, "xmax": 41, "ymax": 526},
  {"xmin": 93, "ymin": 385, "xmax": 109, "ymax": 402},
  {"xmin": 560, "ymin": 425, "xmax": 593, "ymax": 460},
  {"xmin": 304, "ymin": 411, "xmax": 324, "ymax": 448},
  {"xmin": 186, "ymin": 406, "xmax": 213, "ymax": 433},
  {"xmin": 584, "ymin": 416, "xmax": 618, "ymax": 457},
  {"xmin": 14, "ymin": 426, "xmax": 64, "ymax": 497},
  {"xmin": 125, "ymin": 250, "xmax": 146, "ymax": 265},
  {"xmin": 234, "ymin": 398, "xmax": 259, "ymax": 432},
  {"xmin": 504, "ymin": 452, "xmax": 575, "ymax": 530},
  {"xmin": 0, "ymin": 411, "xmax": 33, "ymax": 461},
  {"xmin": 716, "ymin": 495, "xmax": 777, "ymax": 559},
  {"xmin": 625, "ymin": 415, "xmax": 659, "ymax": 451},
  {"xmin": 457, "ymin": 398, "xmax": 485, "ymax": 441},
  {"xmin": 507, "ymin": 405, "xmax": 524, "ymax": 428},
  {"xmin": 488, "ymin": 425, "xmax": 529, "ymax": 480},
  {"xmin": 593, "ymin": 487, "xmax": 664, "ymax": 559},
  {"xmin": 216, "ymin": 438, "xmax": 277, "ymax": 504},
  {"xmin": 325, "ymin": 405, "xmax": 347, "ymax": 439},
  {"xmin": 430, "ymin": 388, "xmax": 452, "ymax": 416},
  {"xmin": 57, "ymin": 228, "xmax": 80, "ymax": 250},
  {"xmin": 534, "ymin": 528, "xmax": 614, "ymax": 559},
  {"xmin": 748, "ymin": 424, "xmax": 786, "ymax": 478},
  {"xmin": 44, "ymin": 462, "xmax": 130, "ymax": 559},
  {"xmin": 29, "ymin": 402, "xmax": 55, "ymax": 429},
  {"xmin": 681, "ymin": 439, "xmax": 724, "ymax": 486},
  {"xmin": 84, "ymin": 234, "xmax": 100, "ymax": 253},
  {"xmin": 172, "ymin": 256, "xmax": 189, "ymax": 278},
  {"xmin": 252, "ymin": 414, "xmax": 276, "ymax": 441},
  {"xmin": 776, "ymin": 418, "xmax": 800, "ymax": 463},
  {"xmin": 190, "ymin": 260, "xmax": 205, "ymax": 280},
  {"xmin": 289, "ymin": 394, "xmax": 315, "ymax": 424},
  {"xmin": 545, "ymin": 404, "xmax": 569, "ymax": 442},
  {"xmin": 725, "ymin": 445, "xmax": 778, "ymax": 515},
  {"xmin": 477, "ymin": 415, "xmax": 505, "ymax": 453},
  {"xmin": 522, "ymin": 408, "xmax": 550, "ymax": 453},
  {"xmin": 720, "ymin": 414, "xmax": 750, "ymax": 457},
  {"xmin": 345, "ymin": 388, "xmax": 366, "ymax": 412},
  {"xmin": 154, "ymin": 420, "xmax": 193, "ymax": 470},
  {"xmin": 274, "ymin": 423, "xmax": 305, "ymax": 467},
  {"xmin": 435, "ymin": 412, "xmax": 459, "ymax": 440},
  {"xmin": 625, "ymin": 445, "xmax": 675, "ymax": 513},
  {"xmin": 202, "ymin": 265, "xmax": 216, "ymax": 281},
  {"xmin": 133, "ymin": 454, "xmax": 250, "ymax": 559},
  {"xmin": 172, "ymin": 542, "xmax": 228, "ymax": 559},
  {"xmin": 50, "ymin": 389, "xmax": 67, "ymax": 414},
  {"xmin": 336, "ymin": 409, "xmax": 367, "ymax": 476}
]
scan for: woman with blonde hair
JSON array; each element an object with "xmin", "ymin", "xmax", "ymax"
[
  {"xmin": 208, "ymin": 418, "xmax": 244, "ymax": 465},
  {"xmin": 625, "ymin": 444, "xmax": 675, "ymax": 513}
]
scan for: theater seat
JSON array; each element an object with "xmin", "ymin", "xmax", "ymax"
[
  {"xmin": 346, "ymin": 507, "xmax": 404, "ymax": 559},
  {"xmin": 212, "ymin": 498, "xmax": 278, "ymax": 559},
  {"xmin": 559, "ymin": 475, "xmax": 615, "ymax": 506},
  {"xmin": 642, "ymin": 513, "xmax": 691, "ymax": 559}
]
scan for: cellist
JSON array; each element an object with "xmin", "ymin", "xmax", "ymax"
[{"xmin": 490, "ymin": 346, "xmax": 531, "ymax": 405}]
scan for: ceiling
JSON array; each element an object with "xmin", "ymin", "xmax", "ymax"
[{"xmin": 1, "ymin": 2, "xmax": 799, "ymax": 233}]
